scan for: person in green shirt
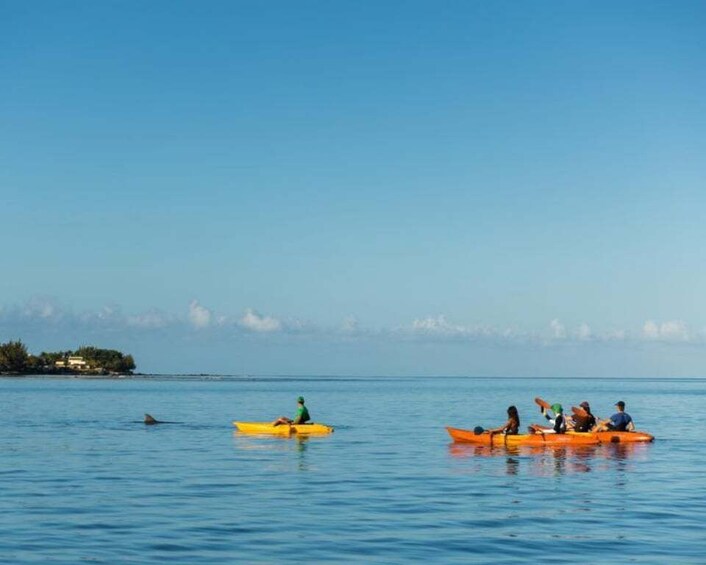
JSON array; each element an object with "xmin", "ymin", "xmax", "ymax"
[{"xmin": 272, "ymin": 396, "xmax": 311, "ymax": 426}]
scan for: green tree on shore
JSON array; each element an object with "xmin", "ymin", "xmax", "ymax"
[
  {"xmin": 0, "ymin": 340, "xmax": 29, "ymax": 372},
  {"xmin": 0, "ymin": 341, "xmax": 136, "ymax": 374},
  {"xmin": 75, "ymin": 346, "xmax": 136, "ymax": 372}
]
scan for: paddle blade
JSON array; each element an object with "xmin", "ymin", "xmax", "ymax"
[
  {"xmin": 534, "ymin": 397, "xmax": 552, "ymax": 410},
  {"xmin": 572, "ymin": 406, "xmax": 589, "ymax": 418}
]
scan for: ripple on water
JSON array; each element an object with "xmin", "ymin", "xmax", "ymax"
[{"xmin": 1, "ymin": 376, "xmax": 705, "ymax": 564}]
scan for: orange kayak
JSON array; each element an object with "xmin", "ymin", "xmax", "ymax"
[
  {"xmin": 568, "ymin": 430, "xmax": 654, "ymax": 443},
  {"xmin": 446, "ymin": 427, "xmax": 599, "ymax": 446}
]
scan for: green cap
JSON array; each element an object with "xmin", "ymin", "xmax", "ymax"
[
  {"xmin": 297, "ymin": 396, "xmax": 305, "ymax": 403},
  {"xmin": 551, "ymin": 403, "xmax": 563, "ymax": 414}
]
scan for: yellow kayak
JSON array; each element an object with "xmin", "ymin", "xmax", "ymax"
[{"xmin": 233, "ymin": 421, "xmax": 334, "ymax": 435}]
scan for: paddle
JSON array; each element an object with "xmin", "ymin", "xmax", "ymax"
[
  {"xmin": 571, "ymin": 405, "xmax": 602, "ymax": 432},
  {"xmin": 475, "ymin": 425, "xmax": 495, "ymax": 445},
  {"xmin": 532, "ymin": 398, "xmax": 558, "ymax": 434},
  {"xmin": 534, "ymin": 397, "xmax": 552, "ymax": 411},
  {"xmin": 488, "ymin": 429, "xmax": 505, "ymax": 447}
]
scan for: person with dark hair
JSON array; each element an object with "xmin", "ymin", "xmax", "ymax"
[
  {"xmin": 529, "ymin": 403, "xmax": 567, "ymax": 434},
  {"xmin": 272, "ymin": 396, "xmax": 311, "ymax": 426},
  {"xmin": 488, "ymin": 405, "xmax": 520, "ymax": 436},
  {"xmin": 597, "ymin": 401, "xmax": 634, "ymax": 432},
  {"xmin": 572, "ymin": 401, "xmax": 597, "ymax": 432}
]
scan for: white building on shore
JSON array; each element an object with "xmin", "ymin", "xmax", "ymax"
[{"xmin": 55, "ymin": 356, "xmax": 89, "ymax": 370}]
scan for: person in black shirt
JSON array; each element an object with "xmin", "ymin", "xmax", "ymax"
[
  {"xmin": 572, "ymin": 401, "xmax": 597, "ymax": 432},
  {"xmin": 529, "ymin": 403, "xmax": 566, "ymax": 434}
]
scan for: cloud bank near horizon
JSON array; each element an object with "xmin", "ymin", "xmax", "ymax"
[{"xmin": 0, "ymin": 297, "xmax": 704, "ymax": 349}]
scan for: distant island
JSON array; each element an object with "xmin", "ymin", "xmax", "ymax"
[{"xmin": 0, "ymin": 340, "xmax": 136, "ymax": 376}]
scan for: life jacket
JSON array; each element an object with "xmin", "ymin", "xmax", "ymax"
[
  {"xmin": 553, "ymin": 414, "xmax": 567, "ymax": 434},
  {"xmin": 573, "ymin": 414, "xmax": 596, "ymax": 432},
  {"xmin": 544, "ymin": 410, "xmax": 567, "ymax": 434}
]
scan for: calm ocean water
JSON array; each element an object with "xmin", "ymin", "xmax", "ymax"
[{"xmin": 1, "ymin": 375, "xmax": 704, "ymax": 564}]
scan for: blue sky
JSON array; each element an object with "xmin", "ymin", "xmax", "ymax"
[{"xmin": 2, "ymin": 1, "xmax": 705, "ymax": 375}]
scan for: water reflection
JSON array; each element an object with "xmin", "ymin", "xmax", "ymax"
[
  {"xmin": 231, "ymin": 432, "xmax": 312, "ymax": 471},
  {"xmin": 506, "ymin": 455, "xmax": 519, "ymax": 475},
  {"xmin": 448, "ymin": 441, "xmax": 652, "ymax": 477},
  {"xmin": 295, "ymin": 436, "xmax": 309, "ymax": 470}
]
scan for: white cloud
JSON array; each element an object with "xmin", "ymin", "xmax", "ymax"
[
  {"xmin": 605, "ymin": 329, "xmax": 627, "ymax": 341},
  {"xmin": 642, "ymin": 320, "xmax": 659, "ymax": 339},
  {"xmin": 549, "ymin": 319, "xmax": 566, "ymax": 339},
  {"xmin": 99, "ymin": 306, "xmax": 119, "ymax": 319},
  {"xmin": 3, "ymin": 296, "xmax": 705, "ymax": 353},
  {"xmin": 411, "ymin": 315, "xmax": 467, "ymax": 336},
  {"xmin": 642, "ymin": 320, "xmax": 690, "ymax": 342},
  {"xmin": 661, "ymin": 320, "xmax": 690, "ymax": 341},
  {"xmin": 128, "ymin": 309, "xmax": 172, "ymax": 329},
  {"xmin": 188, "ymin": 300, "xmax": 212, "ymax": 329},
  {"xmin": 74, "ymin": 305, "xmax": 127, "ymax": 330},
  {"xmin": 22, "ymin": 296, "xmax": 63, "ymax": 320},
  {"xmin": 406, "ymin": 315, "xmax": 511, "ymax": 342},
  {"xmin": 575, "ymin": 323, "xmax": 592, "ymax": 341},
  {"xmin": 239, "ymin": 308, "xmax": 281, "ymax": 333},
  {"xmin": 341, "ymin": 316, "xmax": 359, "ymax": 332}
]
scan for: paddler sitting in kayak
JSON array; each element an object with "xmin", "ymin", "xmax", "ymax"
[
  {"xmin": 528, "ymin": 403, "xmax": 567, "ymax": 434},
  {"xmin": 595, "ymin": 400, "xmax": 635, "ymax": 432},
  {"xmin": 487, "ymin": 405, "xmax": 520, "ymax": 436},
  {"xmin": 571, "ymin": 401, "xmax": 597, "ymax": 432},
  {"xmin": 272, "ymin": 396, "xmax": 311, "ymax": 427}
]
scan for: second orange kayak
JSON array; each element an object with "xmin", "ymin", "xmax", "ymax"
[
  {"xmin": 446, "ymin": 427, "xmax": 655, "ymax": 445},
  {"xmin": 446, "ymin": 427, "xmax": 599, "ymax": 446}
]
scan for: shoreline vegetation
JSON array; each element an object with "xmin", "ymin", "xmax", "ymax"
[{"xmin": 0, "ymin": 340, "xmax": 135, "ymax": 377}]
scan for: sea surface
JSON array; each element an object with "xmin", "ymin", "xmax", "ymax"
[{"xmin": 1, "ymin": 375, "xmax": 704, "ymax": 564}]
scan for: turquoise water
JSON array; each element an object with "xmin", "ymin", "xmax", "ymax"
[{"xmin": 1, "ymin": 376, "xmax": 704, "ymax": 564}]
